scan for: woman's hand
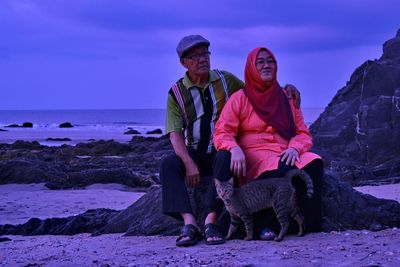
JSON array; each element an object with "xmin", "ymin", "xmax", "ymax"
[
  {"xmin": 279, "ymin": 147, "xmax": 300, "ymax": 166},
  {"xmin": 230, "ymin": 147, "xmax": 246, "ymax": 178}
]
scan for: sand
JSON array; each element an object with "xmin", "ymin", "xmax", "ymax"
[
  {"xmin": 0, "ymin": 183, "xmax": 145, "ymax": 225},
  {"xmin": 1, "ymin": 229, "xmax": 399, "ymax": 266},
  {"xmin": 354, "ymin": 183, "xmax": 400, "ymax": 202},
  {"xmin": 0, "ymin": 183, "xmax": 399, "ymax": 266}
]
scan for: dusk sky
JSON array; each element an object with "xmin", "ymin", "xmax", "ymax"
[{"xmin": 1, "ymin": 0, "xmax": 399, "ymax": 110}]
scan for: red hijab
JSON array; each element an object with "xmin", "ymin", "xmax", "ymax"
[{"xmin": 243, "ymin": 47, "xmax": 296, "ymax": 141}]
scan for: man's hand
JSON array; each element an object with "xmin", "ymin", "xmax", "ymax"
[
  {"xmin": 230, "ymin": 146, "xmax": 246, "ymax": 178},
  {"xmin": 279, "ymin": 147, "xmax": 300, "ymax": 166},
  {"xmin": 184, "ymin": 160, "xmax": 201, "ymax": 188},
  {"xmin": 284, "ymin": 84, "xmax": 301, "ymax": 108}
]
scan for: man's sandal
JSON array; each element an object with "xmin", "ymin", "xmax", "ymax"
[
  {"xmin": 259, "ymin": 227, "xmax": 276, "ymax": 241},
  {"xmin": 176, "ymin": 224, "xmax": 203, "ymax": 247},
  {"xmin": 204, "ymin": 223, "xmax": 225, "ymax": 245}
]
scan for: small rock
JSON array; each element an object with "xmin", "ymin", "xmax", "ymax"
[
  {"xmin": 59, "ymin": 122, "xmax": 73, "ymax": 128},
  {"xmin": 124, "ymin": 129, "xmax": 140, "ymax": 135},
  {"xmin": 6, "ymin": 124, "xmax": 19, "ymax": 128},
  {"xmin": 46, "ymin": 138, "xmax": 72, "ymax": 141},
  {"xmin": 22, "ymin": 122, "xmax": 33, "ymax": 128},
  {"xmin": 146, "ymin": 128, "xmax": 162, "ymax": 134}
]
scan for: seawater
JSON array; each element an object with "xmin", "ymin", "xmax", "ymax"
[{"xmin": 0, "ymin": 108, "xmax": 324, "ymax": 145}]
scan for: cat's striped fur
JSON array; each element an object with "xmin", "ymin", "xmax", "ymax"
[{"xmin": 215, "ymin": 169, "xmax": 313, "ymax": 241}]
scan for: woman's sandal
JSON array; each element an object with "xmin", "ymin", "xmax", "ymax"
[
  {"xmin": 204, "ymin": 223, "xmax": 225, "ymax": 245},
  {"xmin": 259, "ymin": 227, "xmax": 276, "ymax": 241},
  {"xmin": 176, "ymin": 224, "xmax": 203, "ymax": 247}
]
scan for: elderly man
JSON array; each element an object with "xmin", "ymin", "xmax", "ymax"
[{"xmin": 160, "ymin": 35, "xmax": 300, "ymax": 247}]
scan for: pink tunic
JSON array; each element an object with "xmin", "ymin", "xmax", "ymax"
[{"xmin": 214, "ymin": 89, "xmax": 321, "ymax": 185}]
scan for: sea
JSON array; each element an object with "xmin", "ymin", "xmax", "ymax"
[{"xmin": 0, "ymin": 108, "xmax": 324, "ymax": 146}]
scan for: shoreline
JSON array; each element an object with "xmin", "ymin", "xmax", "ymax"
[{"xmin": 0, "ymin": 126, "xmax": 164, "ymax": 146}]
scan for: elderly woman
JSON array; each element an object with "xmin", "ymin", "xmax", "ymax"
[{"xmin": 213, "ymin": 47, "xmax": 324, "ymax": 240}]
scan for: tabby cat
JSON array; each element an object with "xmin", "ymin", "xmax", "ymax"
[{"xmin": 214, "ymin": 169, "xmax": 313, "ymax": 241}]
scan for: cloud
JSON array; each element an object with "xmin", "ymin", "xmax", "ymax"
[{"xmin": 0, "ymin": 0, "xmax": 399, "ymax": 109}]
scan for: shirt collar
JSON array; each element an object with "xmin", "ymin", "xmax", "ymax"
[{"xmin": 183, "ymin": 70, "xmax": 220, "ymax": 89}]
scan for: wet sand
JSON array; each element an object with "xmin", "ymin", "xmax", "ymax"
[{"xmin": 0, "ymin": 183, "xmax": 144, "ymax": 225}]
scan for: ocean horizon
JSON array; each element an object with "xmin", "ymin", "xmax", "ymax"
[{"xmin": 0, "ymin": 108, "xmax": 324, "ymax": 145}]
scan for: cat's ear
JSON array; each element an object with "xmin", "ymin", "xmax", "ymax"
[
  {"xmin": 228, "ymin": 177, "xmax": 234, "ymax": 185},
  {"xmin": 214, "ymin": 179, "xmax": 221, "ymax": 187}
]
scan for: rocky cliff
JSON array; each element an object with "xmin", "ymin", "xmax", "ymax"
[{"xmin": 311, "ymin": 29, "xmax": 400, "ymax": 186}]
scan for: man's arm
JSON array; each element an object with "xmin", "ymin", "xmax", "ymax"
[
  {"xmin": 166, "ymin": 93, "xmax": 200, "ymax": 188},
  {"xmin": 169, "ymin": 132, "xmax": 200, "ymax": 188},
  {"xmin": 283, "ymin": 84, "xmax": 301, "ymax": 108}
]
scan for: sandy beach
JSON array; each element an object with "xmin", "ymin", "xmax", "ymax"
[
  {"xmin": 1, "ymin": 228, "xmax": 399, "ymax": 266},
  {"xmin": 0, "ymin": 183, "xmax": 399, "ymax": 266},
  {"xmin": 0, "ymin": 183, "xmax": 145, "ymax": 225}
]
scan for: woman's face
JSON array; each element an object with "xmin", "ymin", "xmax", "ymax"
[{"xmin": 255, "ymin": 50, "xmax": 276, "ymax": 82}]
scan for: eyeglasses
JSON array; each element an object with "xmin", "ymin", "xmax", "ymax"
[
  {"xmin": 255, "ymin": 58, "xmax": 276, "ymax": 68},
  {"xmin": 185, "ymin": 51, "xmax": 211, "ymax": 61}
]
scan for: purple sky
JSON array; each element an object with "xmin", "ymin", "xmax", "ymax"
[{"xmin": 0, "ymin": 0, "xmax": 399, "ymax": 110}]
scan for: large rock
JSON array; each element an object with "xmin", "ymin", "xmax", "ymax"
[
  {"xmin": 0, "ymin": 209, "xmax": 118, "ymax": 235},
  {"xmin": 93, "ymin": 185, "xmax": 181, "ymax": 236},
  {"xmin": 310, "ymin": 29, "xmax": 400, "ymax": 186}
]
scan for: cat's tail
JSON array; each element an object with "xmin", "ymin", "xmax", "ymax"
[{"xmin": 285, "ymin": 169, "xmax": 314, "ymax": 198}]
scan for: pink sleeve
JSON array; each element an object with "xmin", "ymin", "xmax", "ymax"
[
  {"xmin": 214, "ymin": 93, "xmax": 241, "ymax": 151},
  {"xmin": 288, "ymin": 105, "xmax": 313, "ymax": 154}
]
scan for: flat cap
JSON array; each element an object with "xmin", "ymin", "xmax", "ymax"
[{"xmin": 176, "ymin": 35, "xmax": 210, "ymax": 58}]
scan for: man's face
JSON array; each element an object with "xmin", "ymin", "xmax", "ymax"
[{"xmin": 180, "ymin": 45, "xmax": 211, "ymax": 76}]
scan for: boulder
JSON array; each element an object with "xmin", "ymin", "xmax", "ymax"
[
  {"xmin": 146, "ymin": 129, "xmax": 163, "ymax": 135},
  {"xmin": 22, "ymin": 122, "xmax": 33, "ymax": 128},
  {"xmin": 59, "ymin": 122, "xmax": 73, "ymax": 128},
  {"xmin": 5, "ymin": 124, "xmax": 19, "ymax": 128},
  {"xmin": 124, "ymin": 129, "xmax": 140, "ymax": 135}
]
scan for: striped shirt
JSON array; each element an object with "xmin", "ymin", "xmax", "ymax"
[{"xmin": 166, "ymin": 69, "xmax": 244, "ymax": 153}]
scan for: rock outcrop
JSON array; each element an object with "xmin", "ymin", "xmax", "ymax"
[
  {"xmin": 311, "ymin": 29, "xmax": 400, "ymax": 186},
  {"xmin": 0, "ymin": 137, "xmax": 173, "ymax": 189}
]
